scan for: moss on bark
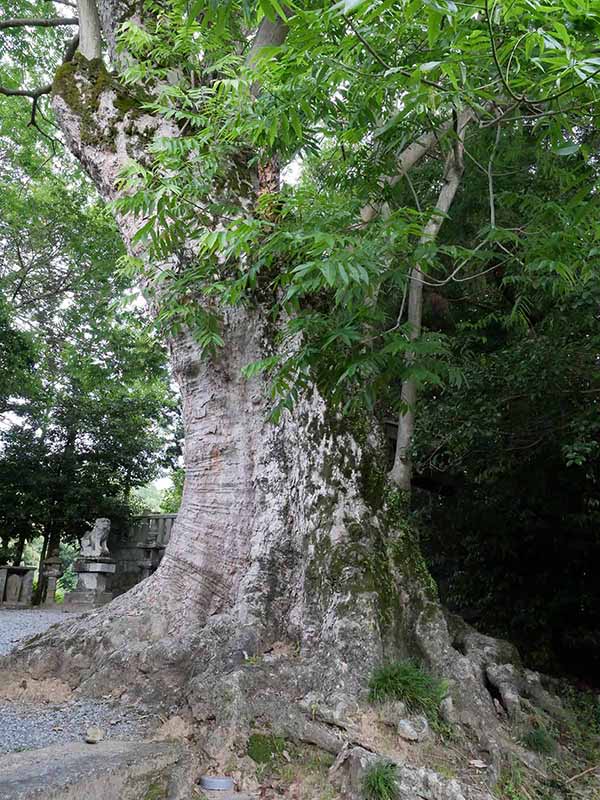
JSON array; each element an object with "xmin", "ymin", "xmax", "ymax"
[{"xmin": 52, "ymin": 53, "xmax": 149, "ymax": 149}]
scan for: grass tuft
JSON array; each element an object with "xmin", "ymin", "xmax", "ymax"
[
  {"xmin": 368, "ymin": 660, "xmax": 447, "ymax": 725},
  {"xmin": 520, "ymin": 727, "xmax": 556, "ymax": 755},
  {"xmin": 362, "ymin": 761, "xmax": 398, "ymax": 800}
]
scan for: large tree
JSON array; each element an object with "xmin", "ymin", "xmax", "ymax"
[{"xmin": 2, "ymin": 0, "xmax": 599, "ymax": 775}]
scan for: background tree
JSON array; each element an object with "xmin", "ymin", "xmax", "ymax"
[{"xmin": 0, "ymin": 71, "xmax": 178, "ymax": 571}]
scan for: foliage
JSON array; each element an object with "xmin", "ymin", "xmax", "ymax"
[
  {"xmin": 368, "ymin": 661, "xmax": 447, "ymax": 724},
  {"xmin": 131, "ymin": 483, "xmax": 166, "ymax": 514},
  {"xmin": 0, "ymin": 299, "xmax": 35, "ymax": 411},
  {"xmin": 362, "ymin": 761, "xmax": 398, "ymax": 800},
  {"xmin": 111, "ymin": 0, "xmax": 600, "ymax": 419},
  {"xmin": 520, "ymin": 727, "xmax": 556, "ymax": 756},
  {"xmin": 416, "ymin": 165, "xmax": 600, "ymax": 679},
  {"xmin": 159, "ymin": 468, "xmax": 184, "ymax": 513},
  {"xmin": 57, "ymin": 541, "xmax": 78, "ymax": 593}
]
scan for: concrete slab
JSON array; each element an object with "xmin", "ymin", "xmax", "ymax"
[{"xmin": 0, "ymin": 740, "xmax": 192, "ymax": 800}]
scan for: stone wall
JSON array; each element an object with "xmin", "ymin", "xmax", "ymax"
[{"xmin": 108, "ymin": 515, "xmax": 177, "ymax": 597}]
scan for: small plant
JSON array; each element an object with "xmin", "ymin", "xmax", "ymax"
[
  {"xmin": 362, "ymin": 761, "xmax": 398, "ymax": 800},
  {"xmin": 495, "ymin": 760, "xmax": 526, "ymax": 800},
  {"xmin": 368, "ymin": 660, "xmax": 447, "ymax": 724},
  {"xmin": 520, "ymin": 726, "xmax": 556, "ymax": 755},
  {"xmin": 247, "ymin": 733, "xmax": 286, "ymax": 764}
]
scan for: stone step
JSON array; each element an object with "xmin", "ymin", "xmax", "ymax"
[{"xmin": 0, "ymin": 740, "xmax": 192, "ymax": 800}]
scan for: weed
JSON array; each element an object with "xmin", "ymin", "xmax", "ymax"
[
  {"xmin": 520, "ymin": 727, "xmax": 556, "ymax": 755},
  {"xmin": 495, "ymin": 760, "xmax": 525, "ymax": 800},
  {"xmin": 368, "ymin": 660, "xmax": 447, "ymax": 726},
  {"xmin": 362, "ymin": 761, "xmax": 398, "ymax": 800}
]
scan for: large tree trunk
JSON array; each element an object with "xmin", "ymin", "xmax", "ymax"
[{"xmin": 1, "ymin": 7, "xmax": 559, "ymax": 773}]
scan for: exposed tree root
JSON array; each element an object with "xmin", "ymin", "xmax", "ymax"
[{"xmin": 2, "ymin": 577, "xmax": 582, "ymax": 800}]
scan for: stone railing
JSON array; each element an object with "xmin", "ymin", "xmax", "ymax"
[
  {"xmin": 129, "ymin": 514, "xmax": 177, "ymax": 548},
  {"xmin": 108, "ymin": 514, "xmax": 177, "ymax": 597}
]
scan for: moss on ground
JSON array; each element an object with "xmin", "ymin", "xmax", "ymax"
[
  {"xmin": 143, "ymin": 781, "xmax": 166, "ymax": 800},
  {"xmin": 247, "ymin": 733, "xmax": 286, "ymax": 764}
]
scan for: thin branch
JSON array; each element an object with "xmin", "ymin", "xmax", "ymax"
[
  {"xmin": 564, "ymin": 764, "xmax": 599, "ymax": 785},
  {"xmin": 0, "ymin": 33, "xmax": 78, "ymax": 152},
  {"xmin": 345, "ymin": 15, "xmax": 390, "ymax": 70},
  {"xmin": 246, "ymin": 12, "xmax": 291, "ymax": 65},
  {"xmin": 494, "ymin": 99, "xmax": 600, "ymax": 126},
  {"xmin": 0, "ymin": 17, "xmax": 78, "ymax": 30},
  {"xmin": 390, "ymin": 109, "xmax": 472, "ymax": 491},
  {"xmin": 0, "ymin": 83, "xmax": 52, "ymax": 99},
  {"xmin": 484, "ymin": 0, "xmax": 523, "ymax": 103},
  {"xmin": 404, "ymin": 171, "xmax": 422, "ymax": 213},
  {"xmin": 488, "ymin": 121, "xmax": 501, "ymax": 228},
  {"xmin": 533, "ymin": 68, "xmax": 600, "ymax": 105},
  {"xmin": 246, "ymin": 9, "xmax": 292, "ymax": 96},
  {"xmin": 360, "ymin": 119, "xmax": 454, "ymax": 223},
  {"xmin": 345, "ymin": 14, "xmax": 446, "ymax": 91}
]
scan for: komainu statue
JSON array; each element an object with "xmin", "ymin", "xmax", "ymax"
[{"xmin": 80, "ymin": 518, "xmax": 111, "ymax": 559}]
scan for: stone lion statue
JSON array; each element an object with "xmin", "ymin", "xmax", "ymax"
[{"xmin": 80, "ymin": 518, "xmax": 111, "ymax": 559}]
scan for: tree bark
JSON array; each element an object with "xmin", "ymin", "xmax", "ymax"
[{"xmin": 76, "ymin": 0, "xmax": 101, "ymax": 60}]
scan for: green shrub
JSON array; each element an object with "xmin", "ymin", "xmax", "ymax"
[
  {"xmin": 520, "ymin": 727, "xmax": 556, "ymax": 755},
  {"xmin": 362, "ymin": 761, "xmax": 398, "ymax": 800},
  {"xmin": 368, "ymin": 660, "xmax": 447, "ymax": 724}
]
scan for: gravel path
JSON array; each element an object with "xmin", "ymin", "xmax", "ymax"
[
  {"xmin": 0, "ymin": 608, "xmax": 151, "ymax": 754},
  {"xmin": 0, "ymin": 608, "xmax": 68, "ymax": 656},
  {"xmin": 0, "ymin": 699, "xmax": 150, "ymax": 754}
]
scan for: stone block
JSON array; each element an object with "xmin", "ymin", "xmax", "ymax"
[
  {"xmin": 0, "ymin": 740, "xmax": 193, "ymax": 800},
  {"xmin": 75, "ymin": 559, "xmax": 117, "ymax": 574},
  {"xmin": 20, "ymin": 570, "xmax": 34, "ymax": 605},
  {"xmin": 5, "ymin": 573, "xmax": 22, "ymax": 604}
]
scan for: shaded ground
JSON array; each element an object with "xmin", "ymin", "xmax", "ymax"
[{"xmin": 0, "ymin": 608, "xmax": 152, "ymax": 754}]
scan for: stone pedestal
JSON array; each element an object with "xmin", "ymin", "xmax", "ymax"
[
  {"xmin": 42, "ymin": 556, "xmax": 63, "ymax": 606},
  {"xmin": 136, "ymin": 531, "xmax": 164, "ymax": 581},
  {"xmin": 63, "ymin": 557, "xmax": 116, "ymax": 611},
  {"xmin": 0, "ymin": 566, "xmax": 36, "ymax": 606}
]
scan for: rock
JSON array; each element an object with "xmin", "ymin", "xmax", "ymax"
[
  {"xmin": 84, "ymin": 726, "xmax": 105, "ymax": 744},
  {"xmin": 0, "ymin": 740, "xmax": 192, "ymax": 800},
  {"xmin": 413, "ymin": 715, "xmax": 429, "ymax": 741},
  {"xmin": 397, "ymin": 719, "xmax": 419, "ymax": 742},
  {"xmin": 485, "ymin": 664, "xmax": 521, "ymax": 719},
  {"xmin": 378, "ymin": 700, "xmax": 407, "ymax": 727},
  {"xmin": 329, "ymin": 745, "xmax": 379, "ymax": 799},
  {"xmin": 299, "ymin": 691, "xmax": 358, "ymax": 729},
  {"xmin": 330, "ymin": 745, "xmax": 494, "ymax": 800},
  {"xmin": 468, "ymin": 759, "xmax": 488, "ymax": 769},
  {"xmin": 440, "ymin": 696, "xmax": 457, "ymax": 725}
]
